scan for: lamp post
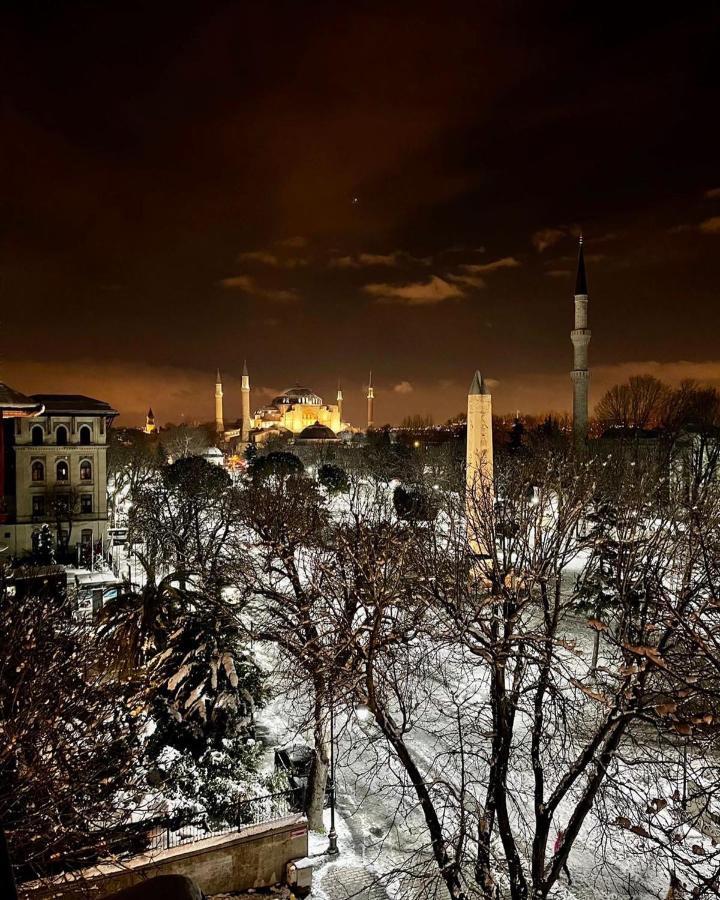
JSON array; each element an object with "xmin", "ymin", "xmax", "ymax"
[
  {"xmin": 681, "ymin": 736, "xmax": 688, "ymax": 810},
  {"xmin": 327, "ymin": 698, "xmax": 339, "ymax": 855}
]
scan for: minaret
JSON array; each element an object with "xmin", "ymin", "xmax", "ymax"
[
  {"xmin": 571, "ymin": 237, "xmax": 590, "ymax": 443},
  {"xmin": 144, "ymin": 407, "xmax": 156, "ymax": 434},
  {"xmin": 241, "ymin": 360, "xmax": 251, "ymax": 442},
  {"xmin": 466, "ymin": 371, "xmax": 493, "ymax": 556},
  {"xmin": 366, "ymin": 371, "xmax": 374, "ymax": 431},
  {"xmin": 337, "ymin": 381, "xmax": 343, "ymax": 426},
  {"xmin": 215, "ymin": 369, "xmax": 224, "ymax": 435}
]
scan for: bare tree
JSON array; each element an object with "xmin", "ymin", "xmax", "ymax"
[
  {"xmin": 596, "ymin": 374, "xmax": 669, "ymax": 431},
  {"xmin": 106, "ymin": 429, "xmax": 159, "ymax": 526},
  {"xmin": 312, "ymin": 446, "xmax": 720, "ymax": 899},
  {"xmin": 128, "ymin": 456, "xmax": 238, "ymax": 589},
  {"xmin": 0, "ymin": 578, "xmax": 148, "ymax": 884},
  {"xmin": 231, "ymin": 468, "xmax": 333, "ymax": 829},
  {"xmin": 46, "ymin": 485, "xmax": 80, "ymax": 555}
]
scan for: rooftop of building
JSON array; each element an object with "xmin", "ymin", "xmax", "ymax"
[
  {"xmin": 272, "ymin": 384, "xmax": 323, "ymax": 406},
  {"xmin": 30, "ymin": 394, "xmax": 118, "ymax": 416},
  {"xmin": 0, "ymin": 382, "xmax": 44, "ymax": 413},
  {"xmin": 297, "ymin": 421, "xmax": 339, "ymax": 441}
]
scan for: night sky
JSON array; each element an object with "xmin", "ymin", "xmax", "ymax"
[{"xmin": 2, "ymin": 2, "xmax": 719, "ymax": 426}]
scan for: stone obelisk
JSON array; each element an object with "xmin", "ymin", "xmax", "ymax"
[
  {"xmin": 466, "ymin": 371, "xmax": 493, "ymax": 556},
  {"xmin": 571, "ymin": 237, "xmax": 590, "ymax": 443}
]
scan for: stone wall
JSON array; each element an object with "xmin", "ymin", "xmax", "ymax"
[{"xmin": 21, "ymin": 815, "xmax": 308, "ymax": 899}]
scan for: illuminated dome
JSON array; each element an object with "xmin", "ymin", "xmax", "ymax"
[
  {"xmin": 272, "ymin": 384, "xmax": 323, "ymax": 407},
  {"xmin": 297, "ymin": 422, "xmax": 338, "ymax": 441}
]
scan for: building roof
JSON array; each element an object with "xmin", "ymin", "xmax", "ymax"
[
  {"xmin": 575, "ymin": 237, "xmax": 588, "ymax": 296},
  {"xmin": 272, "ymin": 384, "xmax": 323, "ymax": 406},
  {"xmin": 298, "ymin": 422, "xmax": 338, "ymax": 441},
  {"xmin": 0, "ymin": 382, "xmax": 45, "ymax": 413},
  {"xmin": 30, "ymin": 394, "xmax": 118, "ymax": 416}
]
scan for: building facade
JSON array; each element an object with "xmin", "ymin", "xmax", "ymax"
[{"xmin": 6, "ymin": 394, "xmax": 117, "ymax": 558}]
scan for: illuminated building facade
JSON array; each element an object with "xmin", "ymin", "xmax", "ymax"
[{"xmin": 1, "ymin": 389, "xmax": 117, "ymax": 558}]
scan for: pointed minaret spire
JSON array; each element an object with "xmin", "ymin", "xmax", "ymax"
[
  {"xmin": 241, "ymin": 359, "xmax": 251, "ymax": 442},
  {"xmin": 337, "ymin": 379, "xmax": 343, "ymax": 425},
  {"xmin": 215, "ymin": 369, "xmax": 224, "ymax": 435},
  {"xmin": 571, "ymin": 235, "xmax": 591, "ymax": 443},
  {"xmin": 367, "ymin": 371, "xmax": 375, "ymax": 431},
  {"xmin": 575, "ymin": 235, "xmax": 588, "ymax": 296}
]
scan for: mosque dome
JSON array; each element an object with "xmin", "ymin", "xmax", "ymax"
[
  {"xmin": 297, "ymin": 422, "xmax": 338, "ymax": 441},
  {"xmin": 272, "ymin": 384, "xmax": 323, "ymax": 407},
  {"xmin": 203, "ymin": 446, "xmax": 225, "ymax": 466}
]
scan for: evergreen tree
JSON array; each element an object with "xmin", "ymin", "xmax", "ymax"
[
  {"xmin": 248, "ymin": 451, "xmax": 303, "ymax": 481},
  {"xmin": 99, "ymin": 582, "xmax": 269, "ymax": 824},
  {"xmin": 32, "ymin": 523, "xmax": 55, "ymax": 564},
  {"xmin": 318, "ymin": 463, "xmax": 349, "ymax": 493}
]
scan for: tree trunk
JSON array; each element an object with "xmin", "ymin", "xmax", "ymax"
[
  {"xmin": 370, "ymin": 699, "xmax": 467, "ymax": 900},
  {"xmin": 304, "ymin": 681, "xmax": 329, "ymax": 831}
]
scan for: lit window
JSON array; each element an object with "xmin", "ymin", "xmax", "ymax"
[
  {"xmin": 56, "ymin": 460, "xmax": 69, "ymax": 481},
  {"xmin": 80, "ymin": 460, "xmax": 92, "ymax": 481},
  {"xmin": 31, "ymin": 461, "xmax": 45, "ymax": 482}
]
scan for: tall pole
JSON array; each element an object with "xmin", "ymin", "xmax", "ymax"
[{"xmin": 327, "ymin": 699, "xmax": 339, "ymax": 855}]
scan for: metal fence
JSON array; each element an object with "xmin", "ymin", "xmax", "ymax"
[{"xmin": 154, "ymin": 789, "xmax": 298, "ymax": 851}]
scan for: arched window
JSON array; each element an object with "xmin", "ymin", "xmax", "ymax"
[
  {"xmin": 79, "ymin": 425, "xmax": 91, "ymax": 445},
  {"xmin": 56, "ymin": 426, "xmax": 68, "ymax": 446},
  {"xmin": 80, "ymin": 459, "xmax": 92, "ymax": 481},
  {"xmin": 56, "ymin": 460, "xmax": 69, "ymax": 481},
  {"xmin": 31, "ymin": 425, "xmax": 44, "ymax": 446},
  {"xmin": 31, "ymin": 460, "xmax": 45, "ymax": 482}
]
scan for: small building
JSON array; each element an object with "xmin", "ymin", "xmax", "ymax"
[
  {"xmin": 1, "ymin": 390, "xmax": 117, "ymax": 559},
  {"xmin": 202, "ymin": 446, "xmax": 225, "ymax": 467}
]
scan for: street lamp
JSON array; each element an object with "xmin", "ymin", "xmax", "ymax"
[{"xmin": 327, "ymin": 698, "xmax": 339, "ymax": 855}]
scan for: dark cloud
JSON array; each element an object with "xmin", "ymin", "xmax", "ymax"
[{"xmin": 1, "ymin": 2, "xmax": 719, "ymax": 425}]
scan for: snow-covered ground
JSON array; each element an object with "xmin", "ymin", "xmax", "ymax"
[{"xmin": 258, "ymin": 615, "xmax": 715, "ymax": 900}]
